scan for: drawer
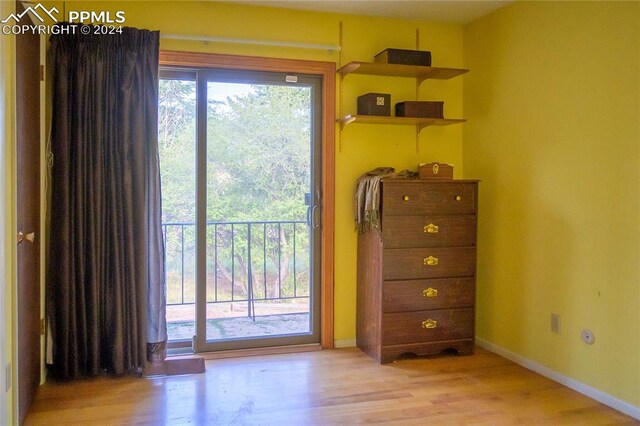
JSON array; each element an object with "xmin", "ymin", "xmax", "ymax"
[
  {"xmin": 382, "ymin": 181, "xmax": 477, "ymax": 216},
  {"xmin": 383, "ymin": 277, "xmax": 475, "ymax": 312},
  {"xmin": 382, "ymin": 215, "xmax": 476, "ymax": 248},
  {"xmin": 383, "ymin": 247, "xmax": 475, "ymax": 280},
  {"xmin": 382, "ymin": 308, "xmax": 474, "ymax": 346}
]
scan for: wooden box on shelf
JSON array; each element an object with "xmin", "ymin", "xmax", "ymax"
[
  {"xmin": 396, "ymin": 101, "xmax": 444, "ymax": 119},
  {"xmin": 357, "ymin": 93, "xmax": 391, "ymax": 116},
  {"xmin": 374, "ymin": 48, "xmax": 432, "ymax": 67}
]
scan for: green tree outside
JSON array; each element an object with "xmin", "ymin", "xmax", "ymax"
[{"xmin": 158, "ymin": 79, "xmax": 312, "ymax": 309}]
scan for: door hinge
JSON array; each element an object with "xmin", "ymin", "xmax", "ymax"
[
  {"xmin": 40, "ymin": 318, "xmax": 45, "ymax": 335},
  {"xmin": 40, "ymin": 65, "xmax": 44, "ymax": 81}
]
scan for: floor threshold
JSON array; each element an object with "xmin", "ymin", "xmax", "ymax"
[{"xmin": 195, "ymin": 343, "xmax": 322, "ymax": 360}]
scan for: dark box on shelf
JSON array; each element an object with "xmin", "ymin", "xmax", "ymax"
[
  {"xmin": 395, "ymin": 101, "xmax": 444, "ymax": 119},
  {"xmin": 374, "ymin": 48, "xmax": 432, "ymax": 66},
  {"xmin": 357, "ymin": 93, "xmax": 391, "ymax": 116},
  {"xmin": 419, "ymin": 162, "xmax": 453, "ymax": 180}
]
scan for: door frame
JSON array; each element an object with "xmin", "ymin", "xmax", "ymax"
[{"xmin": 159, "ymin": 51, "xmax": 335, "ymax": 349}]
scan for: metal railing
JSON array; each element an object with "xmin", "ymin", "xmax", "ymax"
[{"xmin": 162, "ymin": 220, "xmax": 310, "ymax": 320}]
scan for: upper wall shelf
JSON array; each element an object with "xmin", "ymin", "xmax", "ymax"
[{"xmin": 337, "ymin": 62, "xmax": 469, "ymax": 83}]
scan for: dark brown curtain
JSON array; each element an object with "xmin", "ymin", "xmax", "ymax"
[{"xmin": 47, "ymin": 24, "xmax": 166, "ymax": 379}]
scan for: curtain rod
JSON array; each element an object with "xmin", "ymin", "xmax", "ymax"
[{"xmin": 160, "ymin": 33, "xmax": 341, "ymax": 52}]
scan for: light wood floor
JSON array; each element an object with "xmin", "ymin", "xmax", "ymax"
[{"xmin": 25, "ymin": 347, "xmax": 637, "ymax": 425}]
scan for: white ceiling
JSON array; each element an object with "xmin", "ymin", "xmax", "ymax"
[{"xmin": 226, "ymin": 1, "xmax": 512, "ymax": 24}]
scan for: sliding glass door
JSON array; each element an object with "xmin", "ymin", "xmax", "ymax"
[{"xmin": 160, "ymin": 68, "xmax": 322, "ymax": 352}]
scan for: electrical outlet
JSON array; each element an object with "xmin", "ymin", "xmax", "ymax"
[
  {"xmin": 581, "ymin": 329, "xmax": 595, "ymax": 345},
  {"xmin": 550, "ymin": 313, "xmax": 560, "ymax": 334}
]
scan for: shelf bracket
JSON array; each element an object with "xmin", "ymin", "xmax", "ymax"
[
  {"xmin": 340, "ymin": 116, "xmax": 356, "ymax": 130},
  {"xmin": 338, "ymin": 20, "xmax": 344, "ymax": 152},
  {"xmin": 416, "ymin": 75, "xmax": 429, "ymax": 86}
]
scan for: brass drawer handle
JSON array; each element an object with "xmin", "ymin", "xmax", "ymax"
[
  {"xmin": 403, "ymin": 195, "xmax": 410, "ymax": 201},
  {"xmin": 422, "ymin": 319, "xmax": 437, "ymax": 329},
  {"xmin": 455, "ymin": 195, "xmax": 462, "ymax": 201},
  {"xmin": 423, "ymin": 256, "xmax": 438, "ymax": 266},
  {"xmin": 423, "ymin": 223, "xmax": 439, "ymax": 234},
  {"xmin": 422, "ymin": 287, "xmax": 438, "ymax": 298}
]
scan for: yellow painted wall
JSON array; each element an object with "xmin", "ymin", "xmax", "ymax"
[
  {"xmin": 8, "ymin": 0, "xmax": 640, "ymax": 417},
  {"xmin": 464, "ymin": 1, "xmax": 640, "ymax": 406},
  {"xmin": 1, "ymin": 0, "xmax": 17, "ymax": 423},
  {"xmin": 45, "ymin": 1, "xmax": 465, "ymax": 344}
]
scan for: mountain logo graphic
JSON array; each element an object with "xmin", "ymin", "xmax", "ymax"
[{"xmin": 1, "ymin": 3, "xmax": 59, "ymax": 24}]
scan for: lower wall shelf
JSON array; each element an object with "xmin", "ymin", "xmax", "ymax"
[{"xmin": 337, "ymin": 114, "xmax": 466, "ymax": 131}]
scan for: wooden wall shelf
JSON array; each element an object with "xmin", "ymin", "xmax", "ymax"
[
  {"xmin": 337, "ymin": 62, "xmax": 469, "ymax": 84},
  {"xmin": 336, "ymin": 60, "xmax": 468, "ymax": 150},
  {"xmin": 337, "ymin": 115, "xmax": 466, "ymax": 131}
]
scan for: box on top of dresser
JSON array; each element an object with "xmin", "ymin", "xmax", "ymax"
[{"xmin": 419, "ymin": 162, "xmax": 453, "ymax": 180}]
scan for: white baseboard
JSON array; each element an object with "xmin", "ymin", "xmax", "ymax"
[
  {"xmin": 476, "ymin": 337, "xmax": 640, "ymax": 420},
  {"xmin": 334, "ymin": 339, "xmax": 356, "ymax": 348}
]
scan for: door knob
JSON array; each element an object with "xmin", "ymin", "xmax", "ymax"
[{"xmin": 17, "ymin": 231, "xmax": 35, "ymax": 245}]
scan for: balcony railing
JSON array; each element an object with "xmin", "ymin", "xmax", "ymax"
[{"xmin": 162, "ymin": 220, "xmax": 310, "ymax": 321}]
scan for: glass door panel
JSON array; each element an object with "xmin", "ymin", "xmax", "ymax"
[
  {"xmin": 197, "ymin": 70, "xmax": 321, "ymax": 351},
  {"xmin": 158, "ymin": 71, "xmax": 197, "ymax": 347}
]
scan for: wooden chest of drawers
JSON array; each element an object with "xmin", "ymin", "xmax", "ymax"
[{"xmin": 356, "ymin": 179, "xmax": 478, "ymax": 363}]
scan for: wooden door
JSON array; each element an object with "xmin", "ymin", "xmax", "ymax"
[{"xmin": 15, "ymin": 1, "xmax": 41, "ymax": 421}]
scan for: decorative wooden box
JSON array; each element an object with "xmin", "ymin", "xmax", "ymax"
[
  {"xmin": 396, "ymin": 101, "xmax": 444, "ymax": 119},
  {"xmin": 374, "ymin": 48, "xmax": 432, "ymax": 67},
  {"xmin": 419, "ymin": 162, "xmax": 453, "ymax": 180},
  {"xmin": 357, "ymin": 93, "xmax": 391, "ymax": 116}
]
